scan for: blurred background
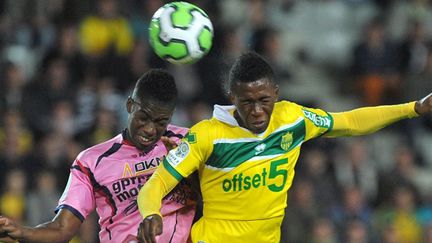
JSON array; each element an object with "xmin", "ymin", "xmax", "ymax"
[{"xmin": 1, "ymin": 0, "xmax": 432, "ymax": 242}]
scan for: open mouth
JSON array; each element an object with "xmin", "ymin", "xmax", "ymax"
[{"xmin": 136, "ymin": 135, "xmax": 155, "ymax": 146}]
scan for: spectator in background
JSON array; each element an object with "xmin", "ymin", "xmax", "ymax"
[
  {"xmin": 0, "ymin": 62, "xmax": 27, "ymax": 114},
  {"xmin": 79, "ymin": 0, "xmax": 133, "ymax": 85},
  {"xmin": 185, "ymin": 97, "xmax": 212, "ymax": 127},
  {"xmin": 334, "ymin": 139, "xmax": 378, "ymax": 202},
  {"xmin": 351, "ymin": 18, "xmax": 400, "ymax": 105},
  {"xmin": 386, "ymin": 0, "xmax": 432, "ymax": 41},
  {"xmin": 251, "ymin": 26, "xmax": 291, "ymax": 83},
  {"xmin": 89, "ymin": 108, "xmax": 119, "ymax": 145},
  {"xmin": 405, "ymin": 49, "xmax": 432, "ymax": 102},
  {"xmin": 21, "ymin": 58, "xmax": 74, "ymax": 138},
  {"xmin": 373, "ymin": 185, "xmax": 422, "ymax": 243},
  {"xmin": 50, "ymin": 100, "xmax": 76, "ymax": 138},
  {"xmin": 330, "ymin": 187, "xmax": 372, "ymax": 238},
  {"xmin": 26, "ymin": 170, "xmax": 61, "ymax": 227},
  {"xmin": 376, "ymin": 144, "xmax": 430, "ymax": 207},
  {"xmin": 310, "ymin": 217, "xmax": 338, "ymax": 243},
  {"xmin": 298, "ymin": 147, "xmax": 338, "ymax": 211},
  {"xmin": 344, "ymin": 218, "xmax": 369, "ymax": 243},
  {"xmin": 281, "ymin": 178, "xmax": 321, "ymax": 243},
  {"xmin": 0, "ymin": 110, "xmax": 33, "ymax": 162},
  {"xmin": 397, "ymin": 20, "xmax": 431, "ymax": 76},
  {"xmin": 42, "ymin": 23, "xmax": 87, "ymax": 85},
  {"xmin": 0, "ymin": 111, "xmax": 34, "ymax": 186},
  {"xmin": 79, "ymin": 0, "xmax": 132, "ymax": 58},
  {"xmin": 0, "ymin": 169, "xmax": 27, "ymax": 223}
]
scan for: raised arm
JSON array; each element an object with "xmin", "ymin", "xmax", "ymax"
[
  {"xmin": 137, "ymin": 161, "xmax": 181, "ymax": 243},
  {"xmin": 0, "ymin": 209, "xmax": 82, "ymax": 243},
  {"xmin": 326, "ymin": 93, "xmax": 432, "ymax": 137},
  {"xmin": 326, "ymin": 101, "xmax": 418, "ymax": 137}
]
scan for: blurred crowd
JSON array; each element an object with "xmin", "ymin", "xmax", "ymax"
[{"xmin": 1, "ymin": 0, "xmax": 432, "ymax": 242}]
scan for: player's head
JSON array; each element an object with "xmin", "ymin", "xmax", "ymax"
[
  {"xmin": 228, "ymin": 51, "xmax": 279, "ymax": 134},
  {"xmin": 126, "ymin": 69, "xmax": 177, "ymax": 151}
]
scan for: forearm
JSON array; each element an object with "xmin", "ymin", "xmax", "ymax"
[
  {"xmin": 138, "ymin": 161, "xmax": 181, "ymax": 218},
  {"xmin": 326, "ymin": 101, "xmax": 418, "ymax": 137},
  {"xmin": 14, "ymin": 210, "xmax": 81, "ymax": 243},
  {"xmin": 18, "ymin": 222, "xmax": 75, "ymax": 243}
]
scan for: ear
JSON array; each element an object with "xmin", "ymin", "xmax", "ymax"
[
  {"xmin": 126, "ymin": 97, "xmax": 133, "ymax": 113},
  {"xmin": 274, "ymin": 84, "xmax": 279, "ymax": 101},
  {"xmin": 229, "ymin": 92, "xmax": 236, "ymax": 104}
]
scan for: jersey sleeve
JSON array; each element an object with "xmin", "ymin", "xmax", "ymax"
[
  {"xmin": 138, "ymin": 161, "xmax": 180, "ymax": 218},
  {"xmin": 163, "ymin": 120, "xmax": 213, "ymax": 180},
  {"xmin": 326, "ymin": 102, "xmax": 418, "ymax": 137},
  {"xmin": 56, "ymin": 158, "xmax": 95, "ymax": 222},
  {"xmin": 300, "ymin": 106, "xmax": 334, "ymax": 141}
]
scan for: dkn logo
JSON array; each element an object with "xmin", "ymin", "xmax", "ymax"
[{"xmin": 122, "ymin": 157, "xmax": 165, "ymax": 178}]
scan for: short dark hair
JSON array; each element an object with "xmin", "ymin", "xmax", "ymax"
[
  {"xmin": 227, "ymin": 51, "xmax": 275, "ymax": 93},
  {"xmin": 133, "ymin": 69, "xmax": 178, "ymax": 105}
]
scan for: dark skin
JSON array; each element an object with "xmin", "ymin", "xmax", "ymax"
[
  {"xmin": 230, "ymin": 78, "xmax": 279, "ymax": 134},
  {"xmin": 126, "ymin": 96, "xmax": 177, "ymax": 152},
  {"xmin": 137, "ymin": 79, "xmax": 432, "ymax": 243},
  {"xmin": 0, "ymin": 95, "xmax": 177, "ymax": 243}
]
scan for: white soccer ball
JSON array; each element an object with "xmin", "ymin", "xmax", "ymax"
[{"xmin": 149, "ymin": 1, "xmax": 214, "ymax": 64}]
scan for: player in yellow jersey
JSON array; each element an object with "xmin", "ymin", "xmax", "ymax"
[{"xmin": 136, "ymin": 52, "xmax": 432, "ymax": 243}]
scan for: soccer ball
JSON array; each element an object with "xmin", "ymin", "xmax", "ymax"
[{"xmin": 149, "ymin": 1, "xmax": 214, "ymax": 64}]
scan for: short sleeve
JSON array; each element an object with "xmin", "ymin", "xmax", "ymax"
[
  {"xmin": 301, "ymin": 106, "xmax": 334, "ymax": 141},
  {"xmin": 164, "ymin": 121, "xmax": 213, "ymax": 179},
  {"xmin": 56, "ymin": 159, "xmax": 96, "ymax": 222}
]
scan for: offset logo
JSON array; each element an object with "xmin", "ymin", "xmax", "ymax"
[
  {"xmin": 280, "ymin": 132, "xmax": 293, "ymax": 151},
  {"xmin": 167, "ymin": 141, "xmax": 190, "ymax": 165}
]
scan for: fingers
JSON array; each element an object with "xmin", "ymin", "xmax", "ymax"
[
  {"xmin": 0, "ymin": 217, "xmax": 10, "ymax": 234},
  {"xmin": 137, "ymin": 216, "xmax": 163, "ymax": 243},
  {"xmin": 149, "ymin": 216, "xmax": 163, "ymax": 243},
  {"xmin": 161, "ymin": 136, "xmax": 178, "ymax": 151},
  {"xmin": 153, "ymin": 217, "xmax": 162, "ymax": 236},
  {"xmin": 0, "ymin": 217, "xmax": 16, "ymax": 243},
  {"xmin": 0, "ymin": 235, "xmax": 17, "ymax": 243},
  {"xmin": 137, "ymin": 221, "xmax": 145, "ymax": 243},
  {"xmin": 143, "ymin": 218, "xmax": 152, "ymax": 243}
]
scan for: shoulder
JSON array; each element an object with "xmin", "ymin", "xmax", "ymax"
[
  {"xmin": 166, "ymin": 124, "xmax": 189, "ymax": 137},
  {"xmin": 274, "ymin": 100, "xmax": 303, "ymax": 116},
  {"xmin": 76, "ymin": 134, "xmax": 123, "ymax": 167},
  {"xmin": 190, "ymin": 119, "xmax": 217, "ymax": 132}
]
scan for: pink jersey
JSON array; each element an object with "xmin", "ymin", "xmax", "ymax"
[{"xmin": 57, "ymin": 125, "xmax": 196, "ymax": 243}]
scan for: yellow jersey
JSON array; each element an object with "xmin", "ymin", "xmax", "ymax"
[{"xmin": 163, "ymin": 100, "xmax": 333, "ymax": 242}]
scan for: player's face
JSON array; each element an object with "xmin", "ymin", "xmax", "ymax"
[
  {"xmin": 230, "ymin": 78, "xmax": 279, "ymax": 134},
  {"xmin": 126, "ymin": 97, "xmax": 174, "ymax": 151}
]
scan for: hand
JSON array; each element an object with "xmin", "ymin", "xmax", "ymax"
[
  {"xmin": 0, "ymin": 216, "xmax": 23, "ymax": 241},
  {"xmin": 0, "ymin": 235, "xmax": 17, "ymax": 243},
  {"xmin": 415, "ymin": 93, "xmax": 432, "ymax": 115},
  {"xmin": 137, "ymin": 214, "xmax": 163, "ymax": 243},
  {"xmin": 160, "ymin": 136, "xmax": 178, "ymax": 151}
]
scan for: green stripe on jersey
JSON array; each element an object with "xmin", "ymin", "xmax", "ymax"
[
  {"xmin": 163, "ymin": 159, "xmax": 183, "ymax": 181},
  {"xmin": 206, "ymin": 120, "xmax": 305, "ymax": 169}
]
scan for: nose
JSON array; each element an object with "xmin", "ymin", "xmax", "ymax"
[
  {"xmin": 251, "ymin": 103, "xmax": 264, "ymax": 116},
  {"xmin": 142, "ymin": 122, "xmax": 157, "ymax": 137}
]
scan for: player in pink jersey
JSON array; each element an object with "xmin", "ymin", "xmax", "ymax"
[{"xmin": 0, "ymin": 69, "xmax": 197, "ymax": 243}]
